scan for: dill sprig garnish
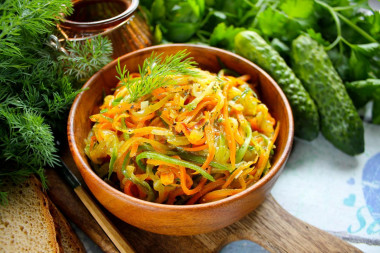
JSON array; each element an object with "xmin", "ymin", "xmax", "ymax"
[{"xmin": 116, "ymin": 50, "xmax": 198, "ymax": 102}]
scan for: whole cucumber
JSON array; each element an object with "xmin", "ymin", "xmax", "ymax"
[
  {"xmin": 291, "ymin": 35, "xmax": 364, "ymax": 155},
  {"xmin": 235, "ymin": 31, "xmax": 319, "ymax": 141}
]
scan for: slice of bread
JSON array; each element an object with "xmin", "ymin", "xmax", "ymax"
[
  {"xmin": 48, "ymin": 199, "xmax": 85, "ymax": 253},
  {"xmin": 0, "ymin": 176, "xmax": 85, "ymax": 253},
  {"xmin": 0, "ymin": 177, "xmax": 59, "ymax": 252}
]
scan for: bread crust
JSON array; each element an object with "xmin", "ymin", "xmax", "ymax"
[{"xmin": 48, "ymin": 198, "xmax": 86, "ymax": 253}]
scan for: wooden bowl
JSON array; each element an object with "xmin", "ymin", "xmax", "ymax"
[{"xmin": 68, "ymin": 44, "xmax": 294, "ymax": 235}]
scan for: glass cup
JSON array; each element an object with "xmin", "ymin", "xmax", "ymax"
[{"xmin": 56, "ymin": 0, "xmax": 152, "ymax": 58}]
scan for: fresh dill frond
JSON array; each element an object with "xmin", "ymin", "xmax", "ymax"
[
  {"xmin": 0, "ymin": 107, "xmax": 59, "ymax": 169},
  {"xmin": 0, "ymin": 0, "xmax": 114, "ymax": 203},
  {"xmin": 0, "ymin": 0, "xmax": 73, "ymax": 82},
  {"xmin": 59, "ymin": 36, "xmax": 113, "ymax": 82},
  {"xmin": 116, "ymin": 50, "xmax": 198, "ymax": 102}
]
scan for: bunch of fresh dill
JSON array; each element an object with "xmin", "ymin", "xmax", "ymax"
[{"xmin": 0, "ymin": 0, "xmax": 113, "ymax": 204}]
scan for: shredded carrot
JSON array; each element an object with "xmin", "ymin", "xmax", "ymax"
[
  {"xmin": 121, "ymin": 126, "xmax": 173, "ymax": 136},
  {"xmin": 160, "ymin": 110, "xmax": 174, "ymax": 126},
  {"xmin": 152, "ymin": 87, "xmax": 166, "ymax": 99},
  {"xmin": 181, "ymin": 144, "xmax": 208, "ymax": 152},
  {"xmin": 186, "ymin": 178, "xmax": 226, "ymax": 205},
  {"xmin": 114, "ymin": 85, "xmax": 127, "ymax": 97},
  {"xmin": 130, "ymin": 121, "xmax": 146, "ymax": 157},
  {"xmin": 85, "ymin": 65, "xmax": 279, "ymax": 205},
  {"xmin": 89, "ymin": 114, "xmax": 113, "ymax": 123},
  {"xmin": 201, "ymin": 112, "xmax": 215, "ymax": 170},
  {"xmin": 130, "ymin": 73, "xmax": 141, "ymax": 78},
  {"xmin": 167, "ymin": 188, "xmax": 184, "ymax": 205},
  {"xmin": 222, "ymin": 82, "xmax": 236, "ymax": 169},
  {"xmin": 186, "ymin": 178, "xmax": 225, "ymax": 205},
  {"xmin": 248, "ymin": 117, "xmax": 261, "ymax": 132},
  {"xmin": 266, "ymin": 113, "xmax": 276, "ymax": 126},
  {"xmin": 149, "ymin": 116, "xmax": 162, "ymax": 127},
  {"xmin": 123, "ymin": 180, "xmax": 135, "ymax": 197},
  {"xmin": 222, "ymin": 161, "xmax": 254, "ymax": 189},
  {"xmin": 160, "ymin": 171, "xmax": 175, "ymax": 185},
  {"xmin": 179, "ymin": 166, "xmax": 201, "ymax": 195},
  {"xmin": 105, "ymin": 102, "xmax": 135, "ymax": 117},
  {"xmin": 94, "ymin": 122, "xmax": 114, "ymax": 141},
  {"xmin": 200, "ymin": 189, "xmax": 243, "ymax": 203},
  {"xmin": 166, "ymin": 85, "xmax": 192, "ymax": 93},
  {"xmin": 237, "ymin": 74, "xmax": 250, "ymax": 82},
  {"xmin": 130, "ymin": 112, "xmax": 155, "ymax": 123},
  {"xmin": 100, "ymin": 122, "xmax": 113, "ymax": 130},
  {"xmin": 177, "ymin": 99, "xmax": 217, "ymax": 122},
  {"xmin": 238, "ymin": 176, "xmax": 247, "ymax": 190},
  {"xmin": 89, "ymin": 135, "xmax": 97, "ymax": 150},
  {"xmin": 180, "ymin": 123, "xmax": 206, "ymax": 145},
  {"xmin": 253, "ymin": 122, "xmax": 280, "ymax": 181},
  {"xmin": 136, "ymin": 185, "xmax": 147, "ymax": 199},
  {"xmin": 232, "ymin": 121, "xmax": 244, "ymax": 145},
  {"xmin": 112, "ymin": 113, "xmax": 129, "ymax": 129}
]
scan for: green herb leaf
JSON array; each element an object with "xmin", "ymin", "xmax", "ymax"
[
  {"xmin": 257, "ymin": 8, "xmax": 288, "ymax": 37},
  {"xmin": 0, "ymin": 107, "xmax": 59, "ymax": 169},
  {"xmin": 280, "ymin": 0, "xmax": 314, "ymax": 19},
  {"xmin": 349, "ymin": 47, "xmax": 371, "ymax": 80},
  {"xmin": 151, "ymin": 0, "xmax": 166, "ymax": 21},
  {"xmin": 351, "ymin": 43, "xmax": 380, "ymax": 57},
  {"xmin": 209, "ymin": 23, "xmax": 245, "ymax": 50},
  {"xmin": 346, "ymin": 79, "xmax": 380, "ymax": 108},
  {"xmin": 0, "ymin": 0, "xmax": 110, "ymax": 201},
  {"xmin": 164, "ymin": 22, "xmax": 201, "ymax": 42},
  {"xmin": 365, "ymin": 11, "xmax": 380, "ymax": 41},
  {"xmin": 306, "ymin": 28, "xmax": 330, "ymax": 46},
  {"xmin": 116, "ymin": 50, "xmax": 198, "ymax": 102}
]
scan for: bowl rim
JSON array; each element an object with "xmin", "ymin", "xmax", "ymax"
[{"xmin": 68, "ymin": 43, "xmax": 294, "ymax": 211}]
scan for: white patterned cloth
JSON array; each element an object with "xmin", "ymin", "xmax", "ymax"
[{"xmin": 272, "ymin": 122, "xmax": 380, "ymax": 253}]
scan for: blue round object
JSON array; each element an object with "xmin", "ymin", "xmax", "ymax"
[
  {"xmin": 362, "ymin": 153, "xmax": 380, "ymax": 221},
  {"xmin": 219, "ymin": 240, "xmax": 269, "ymax": 253}
]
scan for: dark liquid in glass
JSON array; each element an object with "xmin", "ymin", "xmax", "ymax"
[{"xmin": 67, "ymin": 0, "xmax": 128, "ymax": 22}]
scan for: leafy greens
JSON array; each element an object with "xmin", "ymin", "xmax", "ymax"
[
  {"xmin": 141, "ymin": 0, "xmax": 379, "ymax": 81},
  {"xmin": 140, "ymin": 0, "xmax": 380, "ymax": 122},
  {"xmin": 0, "ymin": 0, "xmax": 113, "ymax": 204}
]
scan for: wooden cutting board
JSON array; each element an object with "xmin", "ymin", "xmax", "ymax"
[{"xmin": 46, "ymin": 148, "xmax": 361, "ymax": 253}]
